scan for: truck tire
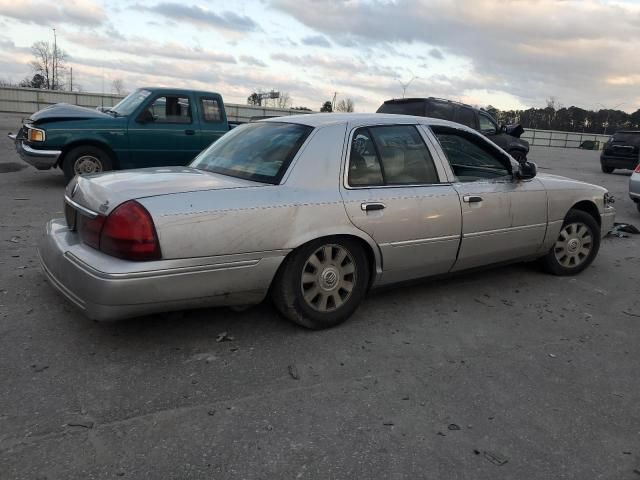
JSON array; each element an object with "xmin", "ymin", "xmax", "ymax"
[
  {"xmin": 62, "ymin": 145, "xmax": 113, "ymax": 183},
  {"xmin": 601, "ymin": 164, "xmax": 614, "ymax": 174}
]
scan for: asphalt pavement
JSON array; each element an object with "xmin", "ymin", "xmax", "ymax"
[{"xmin": 1, "ymin": 112, "xmax": 639, "ymax": 479}]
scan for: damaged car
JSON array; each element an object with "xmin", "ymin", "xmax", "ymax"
[
  {"xmin": 40, "ymin": 114, "xmax": 615, "ymax": 329},
  {"xmin": 377, "ymin": 97, "xmax": 530, "ymax": 161}
]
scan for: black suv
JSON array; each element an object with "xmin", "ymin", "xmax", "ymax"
[
  {"xmin": 600, "ymin": 130, "xmax": 640, "ymax": 173},
  {"xmin": 377, "ymin": 97, "xmax": 530, "ymax": 161}
]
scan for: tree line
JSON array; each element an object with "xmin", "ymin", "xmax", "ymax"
[{"xmin": 485, "ymin": 97, "xmax": 640, "ymax": 135}]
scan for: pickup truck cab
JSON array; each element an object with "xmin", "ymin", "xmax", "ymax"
[{"xmin": 9, "ymin": 87, "xmax": 233, "ymax": 181}]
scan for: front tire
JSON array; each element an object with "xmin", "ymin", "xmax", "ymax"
[
  {"xmin": 541, "ymin": 209, "xmax": 600, "ymax": 276},
  {"xmin": 601, "ymin": 164, "xmax": 614, "ymax": 174},
  {"xmin": 271, "ymin": 238, "xmax": 370, "ymax": 329},
  {"xmin": 62, "ymin": 145, "xmax": 113, "ymax": 183}
]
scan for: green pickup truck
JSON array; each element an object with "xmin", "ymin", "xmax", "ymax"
[{"xmin": 8, "ymin": 87, "xmax": 235, "ymax": 182}]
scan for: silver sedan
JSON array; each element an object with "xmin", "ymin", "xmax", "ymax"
[
  {"xmin": 40, "ymin": 114, "xmax": 616, "ymax": 329},
  {"xmin": 630, "ymin": 165, "xmax": 640, "ymax": 213}
]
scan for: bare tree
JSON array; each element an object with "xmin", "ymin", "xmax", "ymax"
[
  {"xmin": 276, "ymin": 92, "xmax": 291, "ymax": 109},
  {"xmin": 29, "ymin": 41, "xmax": 66, "ymax": 90},
  {"xmin": 112, "ymin": 78, "xmax": 127, "ymax": 95},
  {"xmin": 336, "ymin": 98, "xmax": 355, "ymax": 112}
]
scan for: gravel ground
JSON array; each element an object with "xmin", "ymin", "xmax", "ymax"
[{"xmin": 1, "ymin": 112, "xmax": 639, "ymax": 480}]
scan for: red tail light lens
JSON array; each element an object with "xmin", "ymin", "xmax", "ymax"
[
  {"xmin": 100, "ymin": 200, "xmax": 161, "ymax": 261},
  {"xmin": 634, "ymin": 164, "xmax": 640, "ymax": 173},
  {"xmin": 77, "ymin": 214, "xmax": 105, "ymax": 250}
]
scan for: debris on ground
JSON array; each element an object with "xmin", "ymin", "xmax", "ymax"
[
  {"xmin": 9, "ymin": 236, "xmax": 20, "ymax": 243},
  {"xmin": 608, "ymin": 223, "xmax": 640, "ymax": 238},
  {"xmin": 622, "ymin": 311, "xmax": 640, "ymax": 318},
  {"xmin": 287, "ymin": 364, "xmax": 299, "ymax": 380},
  {"xmin": 448, "ymin": 424, "xmax": 460, "ymax": 431},
  {"xmin": 382, "ymin": 421, "xmax": 394, "ymax": 426},
  {"xmin": 215, "ymin": 332, "xmax": 234, "ymax": 342},
  {"xmin": 66, "ymin": 420, "xmax": 94, "ymax": 429},
  {"xmin": 548, "ymin": 353, "xmax": 557, "ymax": 358},
  {"xmin": 30, "ymin": 364, "xmax": 48, "ymax": 372},
  {"xmin": 483, "ymin": 450, "xmax": 509, "ymax": 466},
  {"xmin": 207, "ymin": 410, "xmax": 216, "ymax": 416}
]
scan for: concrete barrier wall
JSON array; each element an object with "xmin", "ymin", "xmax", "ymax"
[
  {"xmin": 520, "ymin": 128, "xmax": 610, "ymax": 150},
  {"xmin": 0, "ymin": 86, "xmax": 312, "ymax": 122}
]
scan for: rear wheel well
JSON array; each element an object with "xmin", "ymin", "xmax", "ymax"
[
  {"xmin": 570, "ymin": 200, "xmax": 601, "ymax": 226},
  {"xmin": 58, "ymin": 141, "xmax": 118, "ymax": 169},
  {"xmin": 274, "ymin": 235, "xmax": 377, "ymax": 290}
]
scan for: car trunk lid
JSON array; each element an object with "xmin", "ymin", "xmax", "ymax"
[{"xmin": 65, "ymin": 166, "xmax": 264, "ymax": 216}]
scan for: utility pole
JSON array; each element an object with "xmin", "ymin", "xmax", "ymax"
[
  {"xmin": 52, "ymin": 28, "xmax": 57, "ymax": 90},
  {"xmin": 597, "ymin": 102, "xmax": 625, "ymax": 135},
  {"xmin": 70, "ymin": 67, "xmax": 73, "ymax": 92},
  {"xmin": 332, "ymin": 91, "xmax": 338, "ymax": 111},
  {"xmin": 398, "ymin": 75, "xmax": 417, "ymax": 99}
]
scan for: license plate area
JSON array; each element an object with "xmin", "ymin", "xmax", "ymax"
[{"xmin": 65, "ymin": 202, "xmax": 77, "ymax": 231}]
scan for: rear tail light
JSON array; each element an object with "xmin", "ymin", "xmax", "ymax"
[
  {"xmin": 77, "ymin": 200, "xmax": 161, "ymax": 261},
  {"xmin": 634, "ymin": 164, "xmax": 640, "ymax": 173}
]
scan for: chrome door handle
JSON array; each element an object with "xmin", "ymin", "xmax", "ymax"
[
  {"xmin": 463, "ymin": 195, "xmax": 483, "ymax": 203},
  {"xmin": 361, "ymin": 202, "xmax": 386, "ymax": 212}
]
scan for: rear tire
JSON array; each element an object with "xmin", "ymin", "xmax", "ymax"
[
  {"xmin": 62, "ymin": 145, "xmax": 113, "ymax": 183},
  {"xmin": 540, "ymin": 209, "xmax": 600, "ymax": 276},
  {"xmin": 636, "ymin": 202, "xmax": 640, "ymax": 214},
  {"xmin": 271, "ymin": 238, "xmax": 370, "ymax": 329},
  {"xmin": 601, "ymin": 164, "xmax": 614, "ymax": 174}
]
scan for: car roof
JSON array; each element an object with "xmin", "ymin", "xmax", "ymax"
[{"xmin": 261, "ymin": 112, "xmax": 469, "ymax": 130}]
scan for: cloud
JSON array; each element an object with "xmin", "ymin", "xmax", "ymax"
[
  {"xmin": 301, "ymin": 35, "xmax": 331, "ymax": 48},
  {"xmin": 429, "ymin": 48, "xmax": 443, "ymax": 60},
  {"xmin": 0, "ymin": 0, "xmax": 106, "ymax": 26},
  {"xmin": 271, "ymin": 0, "xmax": 640, "ymax": 110},
  {"xmin": 63, "ymin": 31, "xmax": 236, "ymax": 64},
  {"xmin": 136, "ymin": 3, "xmax": 258, "ymax": 32},
  {"xmin": 240, "ymin": 55, "xmax": 267, "ymax": 67}
]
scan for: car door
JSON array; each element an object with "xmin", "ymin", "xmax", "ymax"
[
  {"xmin": 339, "ymin": 123, "xmax": 462, "ymax": 285},
  {"xmin": 127, "ymin": 92, "xmax": 202, "ymax": 166},
  {"xmin": 430, "ymin": 125, "xmax": 547, "ymax": 271},
  {"xmin": 197, "ymin": 95, "xmax": 229, "ymax": 149}
]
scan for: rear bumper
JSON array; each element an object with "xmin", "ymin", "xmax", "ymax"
[
  {"xmin": 8, "ymin": 133, "xmax": 61, "ymax": 170},
  {"xmin": 39, "ymin": 219, "xmax": 286, "ymax": 321},
  {"xmin": 600, "ymin": 154, "xmax": 638, "ymax": 170}
]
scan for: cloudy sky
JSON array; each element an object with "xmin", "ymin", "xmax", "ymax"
[{"xmin": 0, "ymin": 0, "xmax": 639, "ymax": 112}]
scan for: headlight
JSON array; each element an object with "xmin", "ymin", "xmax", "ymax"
[
  {"xmin": 604, "ymin": 192, "xmax": 615, "ymax": 207},
  {"xmin": 27, "ymin": 127, "xmax": 46, "ymax": 142}
]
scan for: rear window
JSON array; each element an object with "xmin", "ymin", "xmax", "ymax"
[
  {"xmin": 190, "ymin": 122, "xmax": 313, "ymax": 184},
  {"xmin": 612, "ymin": 132, "xmax": 640, "ymax": 145},
  {"xmin": 377, "ymin": 101, "xmax": 425, "ymax": 116}
]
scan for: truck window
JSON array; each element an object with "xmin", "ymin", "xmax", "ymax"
[
  {"xmin": 200, "ymin": 98, "xmax": 222, "ymax": 122},
  {"xmin": 455, "ymin": 107, "xmax": 476, "ymax": 129},
  {"xmin": 425, "ymin": 100, "xmax": 455, "ymax": 121},
  {"xmin": 478, "ymin": 114, "xmax": 498, "ymax": 134},
  {"xmin": 376, "ymin": 101, "xmax": 425, "ymax": 116},
  {"xmin": 146, "ymin": 96, "xmax": 192, "ymax": 124}
]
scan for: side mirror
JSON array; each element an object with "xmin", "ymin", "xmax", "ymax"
[
  {"xmin": 516, "ymin": 160, "xmax": 537, "ymax": 180},
  {"xmin": 137, "ymin": 109, "xmax": 154, "ymax": 124}
]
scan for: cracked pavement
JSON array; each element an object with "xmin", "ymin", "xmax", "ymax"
[{"xmin": 1, "ymin": 112, "xmax": 639, "ymax": 479}]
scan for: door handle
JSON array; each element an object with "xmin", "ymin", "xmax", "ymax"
[
  {"xmin": 361, "ymin": 202, "xmax": 386, "ymax": 212},
  {"xmin": 185, "ymin": 129, "xmax": 196, "ymax": 135},
  {"xmin": 463, "ymin": 195, "xmax": 483, "ymax": 203}
]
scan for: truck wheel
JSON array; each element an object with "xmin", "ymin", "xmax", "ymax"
[
  {"xmin": 540, "ymin": 209, "xmax": 600, "ymax": 276},
  {"xmin": 508, "ymin": 149, "xmax": 527, "ymax": 162},
  {"xmin": 62, "ymin": 146, "xmax": 113, "ymax": 183},
  {"xmin": 271, "ymin": 238, "xmax": 370, "ymax": 329},
  {"xmin": 601, "ymin": 165, "xmax": 614, "ymax": 174}
]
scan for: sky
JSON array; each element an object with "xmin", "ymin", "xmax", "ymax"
[{"xmin": 0, "ymin": 0, "xmax": 639, "ymax": 113}]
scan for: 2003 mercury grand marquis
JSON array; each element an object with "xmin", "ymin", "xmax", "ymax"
[{"xmin": 39, "ymin": 113, "xmax": 616, "ymax": 329}]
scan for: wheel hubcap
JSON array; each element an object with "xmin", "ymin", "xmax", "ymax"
[
  {"xmin": 301, "ymin": 244, "xmax": 356, "ymax": 312},
  {"xmin": 554, "ymin": 222, "xmax": 593, "ymax": 268},
  {"xmin": 74, "ymin": 155, "xmax": 102, "ymax": 175}
]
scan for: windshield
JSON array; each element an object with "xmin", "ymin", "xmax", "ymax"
[
  {"xmin": 110, "ymin": 89, "xmax": 152, "ymax": 116},
  {"xmin": 190, "ymin": 122, "xmax": 313, "ymax": 184}
]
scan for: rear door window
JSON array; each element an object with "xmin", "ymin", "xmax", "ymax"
[
  {"xmin": 348, "ymin": 125, "xmax": 440, "ymax": 186},
  {"xmin": 425, "ymin": 100, "xmax": 455, "ymax": 121},
  {"xmin": 145, "ymin": 95, "xmax": 192, "ymax": 124},
  {"xmin": 455, "ymin": 107, "xmax": 477, "ymax": 129},
  {"xmin": 200, "ymin": 97, "xmax": 222, "ymax": 122},
  {"xmin": 377, "ymin": 101, "xmax": 425, "ymax": 116}
]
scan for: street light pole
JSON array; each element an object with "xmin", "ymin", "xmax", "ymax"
[
  {"xmin": 52, "ymin": 28, "xmax": 57, "ymax": 90},
  {"xmin": 597, "ymin": 102, "xmax": 625, "ymax": 135}
]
